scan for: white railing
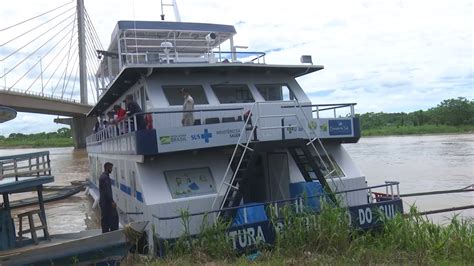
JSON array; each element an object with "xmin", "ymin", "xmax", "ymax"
[
  {"xmin": 86, "ymin": 107, "xmax": 247, "ymax": 145},
  {"xmin": 0, "ymin": 151, "xmax": 51, "ymax": 181},
  {"xmin": 121, "ymin": 51, "xmax": 266, "ymax": 66},
  {"xmin": 312, "ymin": 103, "xmax": 357, "ymax": 119}
]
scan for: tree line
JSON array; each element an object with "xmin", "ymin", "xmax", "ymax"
[
  {"xmin": 0, "ymin": 127, "xmax": 71, "ymax": 140},
  {"xmin": 357, "ymin": 97, "xmax": 474, "ymax": 130}
]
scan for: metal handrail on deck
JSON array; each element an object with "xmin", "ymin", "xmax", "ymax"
[
  {"xmin": 121, "ymin": 50, "xmax": 266, "ymax": 65},
  {"xmin": 0, "ymin": 151, "xmax": 51, "ymax": 181},
  {"xmin": 282, "ymin": 103, "xmax": 357, "ymax": 118},
  {"xmin": 86, "ymin": 107, "xmax": 246, "ymax": 145}
]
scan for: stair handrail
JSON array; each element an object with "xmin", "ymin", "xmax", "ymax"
[
  {"xmin": 211, "ymin": 100, "xmax": 346, "ymax": 220},
  {"xmin": 211, "ymin": 102, "xmax": 258, "ymax": 212},
  {"xmin": 287, "ymin": 100, "xmax": 345, "ymax": 188}
]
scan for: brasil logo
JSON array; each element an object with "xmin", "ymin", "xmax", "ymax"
[{"xmin": 160, "ymin": 136, "xmax": 171, "ymax": 145}]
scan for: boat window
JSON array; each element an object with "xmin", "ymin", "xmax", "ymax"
[
  {"xmin": 256, "ymin": 84, "xmax": 296, "ymax": 101},
  {"xmin": 164, "ymin": 167, "xmax": 217, "ymax": 199},
  {"xmin": 211, "ymin": 84, "xmax": 255, "ymax": 104},
  {"xmin": 313, "ymin": 155, "xmax": 345, "ymax": 179},
  {"xmin": 162, "ymin": 85, "xmax": 209, "ymax": 105}
]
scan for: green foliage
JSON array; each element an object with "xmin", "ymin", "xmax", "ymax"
[
  {"xmin": 146, "ymin": 205, "xmax": 473, "ymax": 265},
  {"xmin": 161, "ymin": 211, "xmax": 235, "ymax": 262},
  {"xmin": 0, "ymin": 127, "xmax": 72, "ymax": 148},
  {"xmin": 358, "ymin": 97, "xmax": 474, "ymax": 136}
]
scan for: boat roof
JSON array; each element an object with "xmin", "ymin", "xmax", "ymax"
[
  {"xmin": 107, "ymin": 20, "xmax": 237, "ymax": 54},
  {"xmin": 0, "ymin": 176, "xmax": 54, "ymax": 194},
  {"xmin": 87, "ymin": 63, "xmax": 324, "ymax": 116}
]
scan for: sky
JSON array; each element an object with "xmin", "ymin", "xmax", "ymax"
[{"xmin": 0, "ymin": 0, "xmax": 473, "ymax": 136}]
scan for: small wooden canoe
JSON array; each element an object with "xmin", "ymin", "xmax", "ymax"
[{"xmin": 9, "ymin": 185, "xmax": 84, "ymax": 209}]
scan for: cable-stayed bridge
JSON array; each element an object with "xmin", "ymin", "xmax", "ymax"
[{"xmin": 0, "ymin": 0, "xmax": 103, "ymax": 148}]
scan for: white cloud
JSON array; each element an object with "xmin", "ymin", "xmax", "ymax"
[{"xmin": 0, "ymin": 0, "xmax": 472, "ymax": 134}]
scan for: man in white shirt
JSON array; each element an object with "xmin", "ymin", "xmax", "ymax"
[{"xmin": 180, "ymin": 88, "xmax": 194, "ymax": 126}]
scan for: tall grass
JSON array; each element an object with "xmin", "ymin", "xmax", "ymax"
[
  {"xmin": 159, "ymin": 211, "xmax": 235, "ymax": 262},
  {"xmin": 143, "ymin": 204, "xmax": 473, "ymax": 265}
]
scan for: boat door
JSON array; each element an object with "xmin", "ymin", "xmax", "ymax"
[{"xmin": 266, "ymin": 152, "xmax": 290, "ymax": 201}]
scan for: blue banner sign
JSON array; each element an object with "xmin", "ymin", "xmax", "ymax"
[
  {"xmin": 348, "ymin": 199, "xmax": 404, "ymax": 229},
  {"xmin": 328, "ymin": 119, "xmax": 353, "ymax": 136},
  {"xmin": 157, "ymin": 199, "xmax": 403, "ymax": 254}
]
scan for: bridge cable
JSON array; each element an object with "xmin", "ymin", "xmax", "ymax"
[
  {"xmin": 8, "ymin": 20, "xmax": 76, "ymax": 90},
  {"xmin": 0, "ymin": 1, "xmax": 74, "ymax": 32},
  {"xmin": 0, "ymin": 6, "xmax": 76, "ymax": 47},
  {"xmin": 50, "ymin": 43, "xmax": 78, "ymax": 96},
  {"xmin": 68, "ymin": 63, "xmax": 80, "ymax": 101},
  {"xmin": 32, "ymin": 27, "xmax": 77, "ymax": 95},
  {"xmin": 87, "ymin": 70, "xmax": 97, "ymax": 103},
  {"xmin": 1, "ymin": 16, "xmax": 76, "ymax": 79},
  {"xmin": 84, "ymin": 30, "xmax": 100, "ymax": 68},
  {"xmin": 84, "ymin": 8, "xmax": 104, "ymax": 50},
  {"xmin": 0, "ymin": 12, "xmax": 75, "ymax": 63},
  {"xmin": 45, "ymin": 39, "xmax": 78, "ymax": 96},
  {"xmin": 24, "ymin": 30, "xmax": 76, "ymax": 93},
  {"xmin": 85, "ymin": 36, "xmax": 101, "ymax": 104},
  {"xmin": 59, "ymin": 12, "xmax": 77, "ymax": 97},
  {"xmin": 78, "ymin": 25, "xmax": 101, "ymax": 104},
  {"xmin": 61, "ymin": 53, "xmax": 79, "ymax": 99}
]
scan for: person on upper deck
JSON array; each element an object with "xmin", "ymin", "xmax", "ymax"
[
  {"xmin": 125, "ymin": 95, "xmax": 145, "ymax": 130},
  {"xmin": 113, "ymin": 104, "xmax": 126, "ymax": 123},
  {"xmin": 180, "ymin": 88, "xmax": 194, "ymax": 126},
  {"xmin": 99, "ymin": 162, "xmax": 119, "ymax": 233}
]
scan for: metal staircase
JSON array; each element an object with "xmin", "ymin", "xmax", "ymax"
[
  {"xmin": 218, "ymin": 143, "xmax": 261, "ymax": 218},
  {"xmin": 288, "ymin": 144, "xmax": 338, "ymax": 203},
  {"xmin": 211, "ymin": 101, "xmax": 342, "ymax": 220}
]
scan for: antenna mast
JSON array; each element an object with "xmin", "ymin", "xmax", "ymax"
[{"xmin": 160, "ymin": 0, "xmax": 181, "ymax": 22}]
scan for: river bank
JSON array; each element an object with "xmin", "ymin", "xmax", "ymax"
[
  {"xmin": 362, "ymin": 124, "xmax": 474, "ymax": 136},
  {"xmin": 0, "ymin": 137, "xmax": 73, "ymax": 148}
]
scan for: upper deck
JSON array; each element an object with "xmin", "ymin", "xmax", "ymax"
[
  {"xmin": 95, "ymin": 20, "xmax": 257, "ymax": 92},
  {"xmin": 86, "ymin": 101, "xmax": 360, "ymax": 155},
  {"xmin": 87, "ymin": 20, "xmax": 360, "ymax": 155}
]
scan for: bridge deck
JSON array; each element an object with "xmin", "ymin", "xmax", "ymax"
[{"xmin": 0, "ymin": 90, "xmax": 92, "ymax": 117}]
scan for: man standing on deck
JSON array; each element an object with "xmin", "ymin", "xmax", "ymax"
[
  {"xmin": 125, "ymin": 95, "xmax": 146, "ymax": 130},
  {"xmin": 99, "ymin": 162, "xmax": 119, "ymax": 233},
  {"xmin": 180, "ymin": 88, "xmax": 194, "ymax": 126}
]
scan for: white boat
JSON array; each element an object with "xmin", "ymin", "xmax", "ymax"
[{"xmin": 86, "ymin": 9, "xmax": 403, "ymax": 254}]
